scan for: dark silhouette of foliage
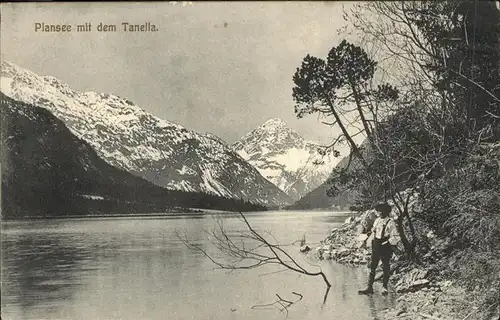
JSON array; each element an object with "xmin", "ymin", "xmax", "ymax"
[
  {"xmin": 337, "ymin": 1, "xmax": 500, "ymax": 312},
  {"xmin": 405, "ymin": 1, "xmax": 500, "ymax": 135}
]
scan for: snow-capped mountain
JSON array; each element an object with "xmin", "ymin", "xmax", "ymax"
[
  {"xmin": 1, "ymin": 93, "xmax": 267, "ymax": 216},
  {"xmin": 0, "ymin": 61, "xmax": 292, "ymax": 206},
  {"xmin": 232, "ymin": 118, "xmax": 340, "ymax": 200}
]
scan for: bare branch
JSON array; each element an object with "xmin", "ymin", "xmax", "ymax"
[
  {"xmin": 251, "ymin": 291, "xmax": 305, "ymax": 319},
  {"xmin": 177, "ymin": 212, "xmax": 332, "ymax": 309}
]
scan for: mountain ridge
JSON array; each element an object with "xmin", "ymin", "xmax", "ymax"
[
  {"xmin": 1, "ymin": 60, "xmax": 292, "ymax": 206},
  {"xmin": 1, "ymin": 93, "xmax": 266, "ymax": 217},
  {"xmin": 289, "ymin": 140, "xmax": 372, "ymax": 210},
  {"xmin": 232, "ymin": 117, "xmax": 340, "ymax": 200}
]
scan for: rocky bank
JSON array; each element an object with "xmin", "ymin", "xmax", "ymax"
[{"xmin": 300, "ymin": 209, "xmax": 500, "ymax": 320}]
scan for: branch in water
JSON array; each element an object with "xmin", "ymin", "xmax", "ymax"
[
  {"xmin": 176, "ymin": 212, "xmax": 332, "ymax": 306},
  {"xmin": 251, "ymin": 292, "xmax": 304, "ymax": 319}
]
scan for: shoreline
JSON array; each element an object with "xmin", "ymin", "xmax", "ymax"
[
  {"xmin": 301, "ymin": 211, "xmax": 496, "ymax": 320},
  {"xmin": 0, "ymin": 209, "xmax": 244, "ymax": 221},
  {"xmin": 0, "ymin": 209, "xmax": 353, "ymax": 221}
]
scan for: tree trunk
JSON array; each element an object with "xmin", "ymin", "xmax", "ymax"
[
  {"xmin": 394, "ymin": 217, "xmax": 418, "ymax": 262},
  {"xmin": 323, "ymin": 92, "xmax": 369, "ymax": 168},
  {"xmin": 391, "ymin": 191, "xmax": 419, "ymax": 263},
  {"xmin": 404, "ymin": 206, "xmax": 418, "ymax": 250}
]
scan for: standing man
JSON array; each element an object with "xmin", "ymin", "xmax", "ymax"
[{"xmin": 358, "ymin": 202, "xmax": 400, "ymax": 295}]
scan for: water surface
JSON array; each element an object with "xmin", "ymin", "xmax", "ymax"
[{"xmin": 1, "ymin": 211, "xmax": 395, "ymax": 320}]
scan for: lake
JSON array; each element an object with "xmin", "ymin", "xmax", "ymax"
[{"xmin": 1, "ymin": 211, "xmax": 395, "ymax": 320}]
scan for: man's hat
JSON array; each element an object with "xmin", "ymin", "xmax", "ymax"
[{"xmin": 374, "ymin": 202, "xmax": 392, "ymax": 213}]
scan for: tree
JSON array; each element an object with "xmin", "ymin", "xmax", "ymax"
[
  {"xmin": 408, "ymin": 1, "xmax": 500, "ymax": 133},
  {"xmin": 292, "ymin": 40, "xmax": 430, "ymax": 259},
  {"xmin": 345, "ymin": 1, "xmax": 500, "ymax": 141},
  {"xmin": 292, "ymin": 1, "xmax": 500, "ymax": 262},
  {"xmin": 293, "ymin": 40, "xmax": 398, "ymax": 165}
]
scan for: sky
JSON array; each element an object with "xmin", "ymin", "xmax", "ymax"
[{"xmin": 0, "ymin": 1, "xmax": 358, "ymax": 147}]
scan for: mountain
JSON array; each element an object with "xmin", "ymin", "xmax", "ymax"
[
  {"xmin": 231, "ymin": 118, "xmax": 340, "ymax": 200},
  {"xmin": 289, "ymin": 142, "xmax": 370, "ymax": 210},
  {"xmin": 0, "ymin": 93, "xmax": 267, "ymax": 217},
  {"xmin": 0, "ymin": 61, "xmax": 292, "ymax": 207}
]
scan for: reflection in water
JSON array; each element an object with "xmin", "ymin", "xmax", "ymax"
[
  {"xmin": 2, "ymin": 212, "xmax": 396, "ymax": 320},
  {"xmin": 367, "ymin": 294, "xmax": 396, "ymax": 320},
  {"xmin": 2, "ymin": 231, "xmax": 93, "ymax": 320}
]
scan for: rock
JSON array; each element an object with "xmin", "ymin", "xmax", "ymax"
[
  {"xmin": 394, "ymin": 268, "xmax": 432, "ymax": 293},
  {"xmin": 408, "ymin": 268, "xmax": 429, "ymax": 281},
  {"xmin": 344, "ymin": 216, "xmax": 355, "ymax": 224},
  {"xmin": 360, "ymin": 209, "xmax": 377, "ymax": 231},
  {"xmin": 299, "ymin": 245, "xmax": 310, "ymax": 253},
  {"xmin": 318, "ymin": 244, "xmax": 328, "ymax": 251},
  {"xmin": 337, "ymin": 248, "xmax": 351, "ymax": 257},
  {"xmin": 420, "ymin": 284, "xmax": 430, "ymax": 290},
  {"xmin": 311, "ymin": 210, "xmax": 377, "ymax": 267},
  {"xmin": 396, "ymin": 306, "xmax": 407, "ymax": 316},
  {"xmin": 426, "ymin": 230, "xmax": 436, "ymax": 239},
  {"xmin": 322, "ymin": 250, "xmax": 331, "ymax": 259},
  {"xmin": 408, "ymin": 279, "xmax": 430, "ymax": 291}
]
